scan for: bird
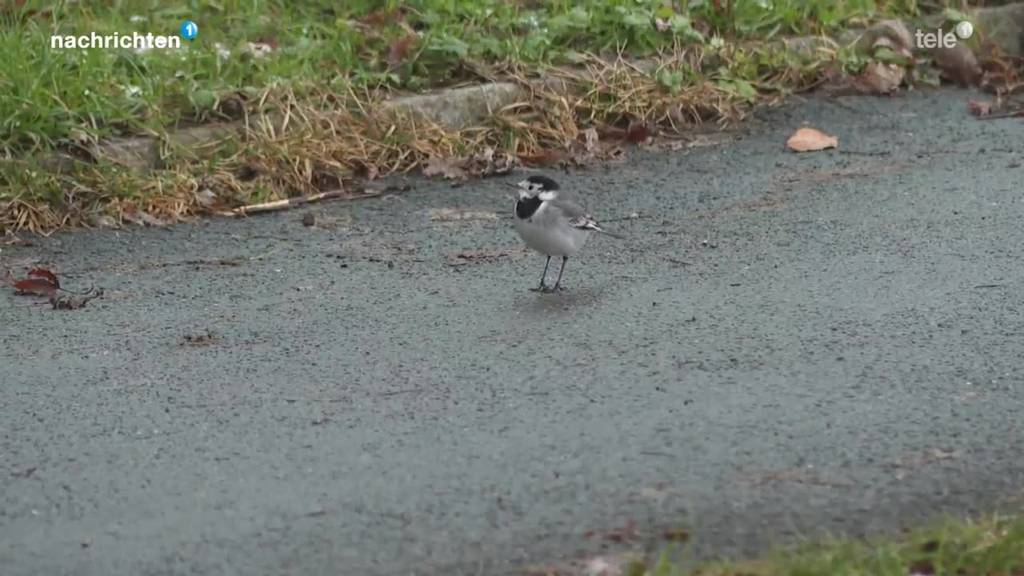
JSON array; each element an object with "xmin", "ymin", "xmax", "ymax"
[{"xmin": 508, "ymin": 174, "xmax": 622, "ymax": 293}]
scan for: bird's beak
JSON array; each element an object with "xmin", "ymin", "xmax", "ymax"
[{"xmin": 503, "ymin": 182, "xmax": 519, "ymax": 189}]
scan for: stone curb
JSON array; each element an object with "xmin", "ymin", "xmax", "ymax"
[{"xmin": 33, "ymin": 3, "xmax": 1024, "ymax": 176}]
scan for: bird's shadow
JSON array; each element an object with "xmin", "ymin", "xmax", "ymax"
[{"xmin": 510, "ymin": 284, "xmax": 608, "ymax": 318}]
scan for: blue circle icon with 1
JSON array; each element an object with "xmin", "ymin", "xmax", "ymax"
[{"xmin": 181, "ymin": 20, "xmax": 198, "ymax": 41}]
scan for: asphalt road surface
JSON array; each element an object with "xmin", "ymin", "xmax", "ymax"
[{"xmin": 2, "ymin": 89, "xmax": 1023, "ymax": 576}]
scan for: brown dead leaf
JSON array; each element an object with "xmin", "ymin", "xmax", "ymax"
[
  {"xmin": 360, "ymin": 7, "xmax": 404, "ymax": 29},
  {"xmin": 968, "ymin": 99, "xmax": 993, "ymax": 117},
  {"xmin": 581, "ymin": 127, "xmax": 600, "ymax": 154},
  {"xmin": 465, "ymin": 146, "xmax": 518, "ymax": 177},
  {"xmin": 122, "ymin": 210, "xmax": 167, "ymax": 227},
  {"xmin": 12, "ymin": 278, "xmax": 59, "ymax": 297},
  {"xmin": 854, "ymin": 61, "xmax": 904, "ymax": 94},
  {"xmin": 931, "ymin": 44, "xmax": 982, "ymax": 87},
  {"xmin": 387, "ymin": 34, "xmax": 418, "ymax": 67},
  {"xmin": 786, "ymin": 127, "xmax": 838, "ymax": 152},
  {"xmin": 625, "ymin": 120, "xmax": 652, "ymax": 144},
  {"xmin": 424, "ymin": 147, "xmax": 518, "ymax": 181},
  {"xmin": 27, "ymin": 267, "xmax": 59, "ymax": 288},
  {"xmin": 422, "ymin": 157, "xmax": 467, "ymax": 180},
  {"xmin": 8, "ymin": 267, "xmax": 60, "ymax": 297},
  {"xmin": 518, "ymin": 149, "xmax": 567, "ymax": 166}
]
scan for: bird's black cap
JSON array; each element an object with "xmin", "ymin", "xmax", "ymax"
[{"xmin": 526, "ymin": 175, "xmax": 559, "ymax": 190}]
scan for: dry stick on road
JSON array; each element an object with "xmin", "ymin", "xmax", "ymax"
[
  {"xmin": 219, "ymin": 189, "xmax": 354, "ymax": 217},
  {"xmin": 219, "ymin": 188, "xmax": 391, "ymax": 217}
]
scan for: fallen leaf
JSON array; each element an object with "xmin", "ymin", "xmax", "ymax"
[
  {"xmin": 122, "ymin": 210, "xmax": 167, "ymax": 227},
  {"xmin": 28, "ymin": 268, "xmax": 59, "ymax": 289},
  {"xmin": 387, "ymin": 34, "xmax": 418, "ymax": 66},
  {"xmin": 786, "ymin": 127, "xmax": 838, "ymax": 152},
  {"xmin": 517, "ymin": 149, "xmax": 567, "ymax": 166},
  {"xmin": 8, "ymin": 267, "xmax": 60, "ymax": 297},
  {"xmin": 425, "ymin": 148, "xmax": 518, "ymax": 180},
  {"xmin": 581, "ymin": 127, "xmax": 600, "ymax": 154},
  {"xmin": 854, "ymin": 61, "xmax": 904, "ymax": 94},
  {"xmin": 361, "ymin": 7, "xmax": 403, "ymax": 29},
  {"xmin": 422, "ymin": 157, "xmax": 467, "ymax": 180},
  {"xmin": 968, "ymin": 99, "xmax": 993, "ymax": 117},
  {"xmin": 625, "ymin": 120, "xmax": 651, "ymax": 144},
  {"xmin": 12, "ymin": 278, "xmax": 58, "ymax": 297},
  {"xmin": 931, "ymin": 44, "xmax": 982, "ymax": 87}
]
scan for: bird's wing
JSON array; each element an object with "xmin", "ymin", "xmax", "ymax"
[
  {"xmin": 548, "ymin": 191, "xmax": 623, "ymax": 238},
  {"xmin": 548, "ymin": 195, "xmax": 588, "ymax": 219}
]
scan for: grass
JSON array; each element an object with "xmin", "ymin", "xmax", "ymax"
[
  {"xmin": 0, "ymin": 0, "xmax": 922, "ymax": 155},
  {"xmin": 0, "ymin": 0, "xmax": 961, "ymax": 233},
  {"xmin": 609, "ymin": 513, "xmax": 1024, "ymax": 576}
]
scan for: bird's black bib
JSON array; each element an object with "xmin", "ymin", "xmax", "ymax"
[{"xmin": 515, "ymin": 196, "xmax": 543, "ymax": 219}]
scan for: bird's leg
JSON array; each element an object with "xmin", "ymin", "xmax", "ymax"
[
  {"xmin": 550, "ymin": 256, "xmax": 569, "ymax": 292},
  {"xmin": 529, "ymin": 256, "xmax": 552, "ymax": 292}
]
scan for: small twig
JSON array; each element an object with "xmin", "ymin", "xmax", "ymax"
[
  {"xmin": 219, "ymin": 188, "xmax": 386, "ymax": 217},
  {"xmin": 665, "ymin": 257, "xmax": 692, "ymax": 266},
  {"xmin": 973, "ymin": 284, "xmax": 1004, "ymax": 289},
  {"xmin": 602, "ymin": 214, "xmax": 651, "ymax": 223},
  {"xmin": 838, "ymin": 149, "xmax": 892, "ymax": 157},
  {"xmin": 380, "ymin": 388, "xmax": 422, "ymax": 397},
  {"xmin": 974, "ymin": 110, "xmax": 1024, "ymax": 121}
]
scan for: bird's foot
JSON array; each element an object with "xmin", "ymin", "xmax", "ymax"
[{"xmin": 532, "ymin": 284, "xmax": 563, "ymax": 294}]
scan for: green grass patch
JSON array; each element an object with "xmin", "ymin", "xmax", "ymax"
[
  {"xmin": 621, "ymin": 514, "xmax": 1024, "ymax": 576},
  {"xmin": 1, "ymin": 0, "xmax": 919, "ymax": 156},
  {"xmin": 1, "ymin": 1, "xmax": 932, "ymax": 233}
]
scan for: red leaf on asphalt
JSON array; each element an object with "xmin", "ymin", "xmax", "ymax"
[
  {"xmin": 28, "ymin": 267, "xmax": 60, "ymax": 289},
  {"xmin": 7, "ymin": 267, "xmax": 60, "ymax": 297},
  {"xmin": 13, "ymin": 278, "xmax": 59, "ymax": 297}
]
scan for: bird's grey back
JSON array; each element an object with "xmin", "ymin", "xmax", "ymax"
[{"xmin": 549, "ymin": 189, "xmax": 588, "ymax": 219}]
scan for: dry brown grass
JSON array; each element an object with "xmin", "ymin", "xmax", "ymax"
[{"xmin": 0, "ymin": 42, "xmax": 825, "ymax": 235}]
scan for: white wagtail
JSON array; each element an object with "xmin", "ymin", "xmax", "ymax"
[{"xmin": 508, "ymin": 175, "xmax": 622, "ymax": 293}]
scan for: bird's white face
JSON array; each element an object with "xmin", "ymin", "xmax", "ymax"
[
  {"xmin": 516, "ymin": 179, "xmax": 544, "ymax": 200},
  {"xmin": 516, "ymin": 179, "xmax": 557, "ymax": 201}
]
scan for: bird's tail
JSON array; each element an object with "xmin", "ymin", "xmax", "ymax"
[
  {"xmin": 574, "ymin": 220, "xmax": 625, "ymax": 239},
  {"xmin": 594, "ymin": 228, "xmax": 625, "ymax": 240}
]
